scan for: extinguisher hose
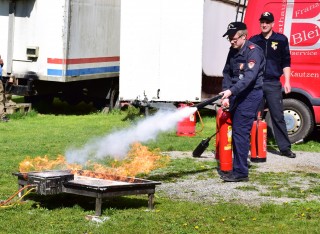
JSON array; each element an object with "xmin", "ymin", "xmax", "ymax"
[
  {"xmin": 188, "ymin": 102, "xmax": 205, "ymax": 133},
  {"xmin": 192, "ymin": 130, "xmax": 219, "ymax": 157},
  {"xmin": 195, "ymin": 110, "xmax": 205, "ymax": 133},
  {"xmin": 208, "ymin": 130, "xmax": 219, "ymax": 140}
]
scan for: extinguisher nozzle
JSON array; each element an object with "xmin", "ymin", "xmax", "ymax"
[
  {"xmin": 194, "ymin": 95, "xmax": 222, "ymax": 110},
  {"xmin": 192, "ymin": 138, "xmax": 210, "ymax": 157}
]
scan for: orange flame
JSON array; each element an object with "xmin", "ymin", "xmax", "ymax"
[
  {"xmin": 19, "ymin": 143, "xmax": 170, "ymax": 180},
  {"xmin": 19, "ymin": 155, "xmax": 67, "ymax": 173}
]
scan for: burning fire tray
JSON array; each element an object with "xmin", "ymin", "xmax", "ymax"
[
  {"xmin": 64, "ymin": 175, "xmax": 161, "ymax": 191},
  {"xmin": 13, "ymin": 170, "xmax": 161, "ymax": 216}
]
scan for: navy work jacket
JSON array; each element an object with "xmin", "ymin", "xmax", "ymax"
[
  {"xmin": 222, "ymin": 40, "xmax": 265, "ymax": 97},
  {"xmin": 249, "ymin": 31, "xmax": 291, "ymax": 81}
]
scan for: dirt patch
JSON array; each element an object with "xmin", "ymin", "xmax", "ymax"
[{"xmin": 294, "ymin": 165, "xmax": 320, "ymax": 173}]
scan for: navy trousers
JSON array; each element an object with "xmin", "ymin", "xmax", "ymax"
[
  {"xmin": 263, "ymin": 81, "xmax": 291, "ymax": 151},
  {"xmin": 230, "ymin": 89, "xmax": 263, "ymax": 177}
]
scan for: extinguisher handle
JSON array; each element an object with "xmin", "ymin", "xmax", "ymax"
[{"xmin": 257, "ymin": 111, "xmax": 263, "ymax": 119}]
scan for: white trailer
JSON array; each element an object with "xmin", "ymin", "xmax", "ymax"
[
  {"xmin": 119, "ymin": 0, "xmax": 245, "ymax": 108},
  {"xmin": 0, "ymin": 0, "xmax": 244, "ymax": 110},
  {"xmin": 0, "ymin": 0, "xmax": 121, "ymax": 108}
]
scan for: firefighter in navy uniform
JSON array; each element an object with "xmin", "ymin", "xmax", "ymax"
[
  {"xmin": 250, "ymin": 12, "xmax": 296, "ymax": 158},
  {"xmin": 219, "ymin": 22, "xmax": 265, "ymax": 182}
]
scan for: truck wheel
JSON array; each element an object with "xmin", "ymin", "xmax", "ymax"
[{"xmin": 265, "ymin": 98, "xmax": 314, "ymax": 143}]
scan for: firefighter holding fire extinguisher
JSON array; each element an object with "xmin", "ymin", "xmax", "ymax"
[{"xmin": 219, "ymin": 22, "xmax": 265, "ymax": 182}]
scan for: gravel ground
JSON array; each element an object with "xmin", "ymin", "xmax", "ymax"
[{"xmin": 157, "ymin": 150, "xmax": 320, "ymax": 206}]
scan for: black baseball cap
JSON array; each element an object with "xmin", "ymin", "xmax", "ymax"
[
  {"xmin": 222, "ymin": 22, "xmax": 247, "ymax": 37},
  {"xmin": 259, "ymin": 12, "xmax": 274, "ymax": 22}
]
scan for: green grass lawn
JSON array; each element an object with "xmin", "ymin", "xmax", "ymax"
[{"xmin": 1, "ymin": 102, "xmax": 320, "ymax": 233}]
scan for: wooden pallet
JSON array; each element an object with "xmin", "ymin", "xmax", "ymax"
[{"xmin": 4, "ymin": 103, "xmax": 32, "ymax": 114}]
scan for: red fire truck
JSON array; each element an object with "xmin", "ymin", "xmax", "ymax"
[{"xmin": 243, "ymin": 0, "xmax": 320, "ymax": 143}]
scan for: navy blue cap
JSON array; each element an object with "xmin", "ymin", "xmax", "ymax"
[
  {"xmin": 223, "ymin": 22, "xmax": 247, "ymax": 37},
  {"xmin": 259, "ymin": 12, "xmax": 274, "ymax": 22}
]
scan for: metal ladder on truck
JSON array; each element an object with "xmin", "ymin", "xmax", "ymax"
[{"xmin": 235, "ymin": 0, "xmax": 247, "ymax": 22}]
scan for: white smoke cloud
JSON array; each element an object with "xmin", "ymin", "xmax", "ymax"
[{"xmin": 65, "ymin": 107, "xmax": 197, "ymax": 164}]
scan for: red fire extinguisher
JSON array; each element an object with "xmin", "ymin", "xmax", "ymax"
[
  {"xmin": 215, "ymin": 107, "xmax": 233, "ymax": 172},
  {"xmin": 250, "ymin": 112, "xmax": 267, "ymax": 162},
  {"xmin": 176, "ymin": 103, "xmax": 196, "ymax": 137}
]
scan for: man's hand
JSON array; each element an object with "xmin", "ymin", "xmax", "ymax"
[
  {"xmin": 219, "ymin": 90, "xmax": 232, "ymax": 108},
  {"xmin": 219, "ymin": 89, "xmax": 232, "ymax": 100},
  {"xmin": 221, "ymin": 98, "xmax": 230, "ymax": 108},
  {"xmin": 283, "ymin": 81, "xmax": 291, "ymax": 94}
]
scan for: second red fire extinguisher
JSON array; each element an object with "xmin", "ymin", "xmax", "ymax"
[
  {"xmin": 250, "ymin": 112, "xmax": 267, "ymax": 162},
  {"xmin": 176, "ymin": 103, "xmax": 197, "ymax": 137},
  {"xmin": 215, "ymin": 107, "xmax": 233, "ymax": 172}
]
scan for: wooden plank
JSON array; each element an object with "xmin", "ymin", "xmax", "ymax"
[{"xmin": 4, "ymin": 103, "xmax": 32, "ymax": 114}]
